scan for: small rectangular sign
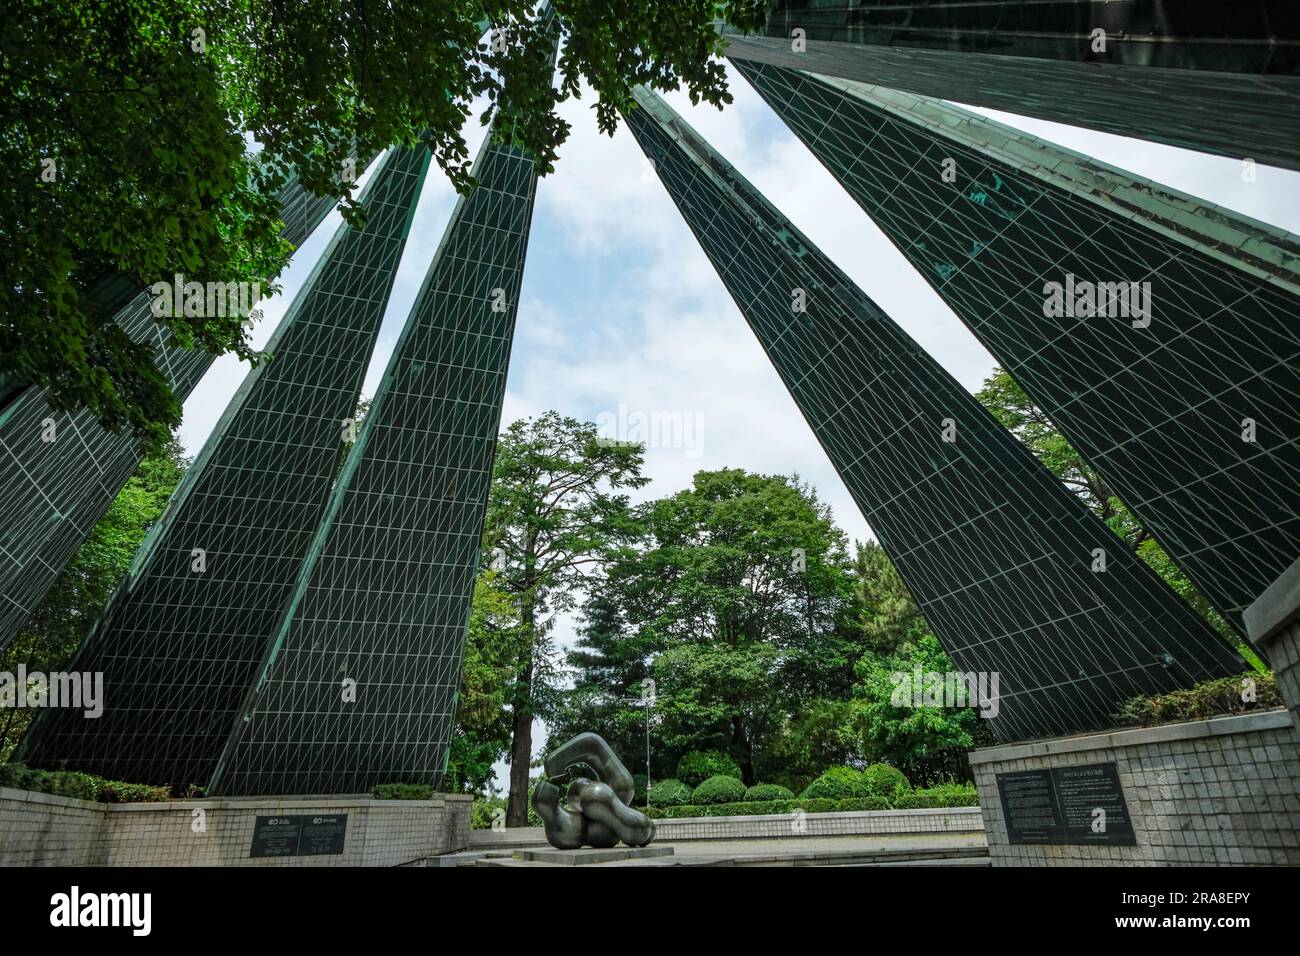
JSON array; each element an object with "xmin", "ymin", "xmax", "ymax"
[
  {"xmin": 997, "ymin": 762, "xmax": 1135, "ymax": 846},
  {"xmin": 250, "ymin": 814, "xmax": 348, "ymax": 858}
]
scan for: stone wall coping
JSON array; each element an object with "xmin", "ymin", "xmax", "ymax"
[
  {"xmin": 655, "ymin": 806, "xmax": 984, "ymax": 826},
  {"xmin": 467, "ymin": 805, "xmax": 985, "ymax": 846},
  {"xmin": 1244, "ymin": 554, "xmax": 1300, "ymax": 644},
  {"xmin": 0, "ymin": 785, "xmax": 107, "ymax": 813},
  {"xmin": 968, "ymin": 708, "xmax": 1292, "ymax": 765},
  {"xmin": 0, "ymin": 787, "xmax": 469, "ymax": 813}
]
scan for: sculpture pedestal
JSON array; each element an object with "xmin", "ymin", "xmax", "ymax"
[{"xmin": 514, "ymin": 846, "xmax": 674, "ymax": 866}]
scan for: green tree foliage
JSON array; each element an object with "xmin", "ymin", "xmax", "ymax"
[
  {"xmin": 975, "ymin": 367, "xmax": 1257, "ymax": 665},
  {"xmin": 0, "ymin": 435, "xmax": 189, "ymax": 759},
  {"xmin": 761, "ymin": 697, "xmax": 862, "ymax": 795},
  {"xmin": 2, "ymin": 1, "xmax": 290, "ymax": 449},
  {"xmin": 443, "ymin": 572, "xmax": 527, "ymax": 794},
  {"xmin": 852, "ymin": 539, "xmax": 928, "ymax": 656},
  {"xmin": 854, "ymin": 632, "xmax": 995, "ymax": 783},
  {"xmin": 675, "ymin": 750, "xmax": 742, "ymax": 788},
  {"xmin": 544, "ymin": 591, "xmax": 654, "ymax": 776},
  {"xmin": 484, "ymin": 412, "xmax": 646, "ymax": 826},
  {"xmin": 603, "ymin": 469, "xmax": 860, "ymax": 785},
  {"xmin": 2, "ymin": 0, "xmax": 768, "ymax": 449},
  {"xmin": 546, "ymin": 463, "xmax": 991, "ymax": 795}
]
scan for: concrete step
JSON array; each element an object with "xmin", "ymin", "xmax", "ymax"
[{"xmin": 724, "ymin": 845, "xmax": 989, "ymax": 867}]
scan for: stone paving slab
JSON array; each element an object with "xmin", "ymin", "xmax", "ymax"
[{"xmin": 515, "ymin": 846, "xmax": 674, "ymax": 865}]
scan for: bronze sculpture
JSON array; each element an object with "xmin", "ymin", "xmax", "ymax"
[{"xmin": 532, "ymin": 732, "xmax": 656, "ymax": 849}]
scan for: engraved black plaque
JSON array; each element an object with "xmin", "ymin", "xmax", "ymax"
[
  {"xmin": 250, "ymin": 814, "xmax": 348, "ymax": 858},
  {"xmin": 996, "ymin": 762, "xmax": 1135, "ymax": 846}
]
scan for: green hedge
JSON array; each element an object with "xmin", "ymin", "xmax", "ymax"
[
  {"xmin": 676, "ymin": 751, "xmax": 743, "ymax": 787},
  {"xmin": 645, "ymin": 795, "xmax": 892, "ymax": 819},
  {"xmin": 98, "ymin": 780, "xmax": 175, "ymax": 804},
  {"xmin": 744, "ymin": 783, "xmax": 795, "ymax": 802},
  {"xmin": 1114, "ymin": 672, "xmax": 1281, "ymax": 727},
  {"xmin": 0, "ymin": 763, "xmax": 171, "ymax": 803},
  {"xmin": 646, "ymin": 777, "xmax": 693, "ymax": 808},
  {"xmin": 893, "ymin": 783, "xmax": 979, "ymax": 808},
  {"xmin": 800, "ymin": 766, "xmax": 867, "ymax": 800},
  {"xmin": 691, "ymin": 774, "xmax": 746, "ymax": 805},
  {"xmin": 372, "ymin": 783, "xmax": 434, "ymax": 800},
  {"xmin": 643, "ymin": 785, "xmax": 981, "ymax": 819}
]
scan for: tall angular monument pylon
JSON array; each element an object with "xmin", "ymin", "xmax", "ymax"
[
  {"xmin": 207, "ymin": 120, "xmax": 543, "ymax": 796},
  {"xmin": 722, "ymin": 0, "xmax": 1300, "ymax": 171},
  {"xmin": 0, "ymin": 163, "xmax": 362, "ymax": 655},
  {"xmin": 19, "ymin": 146, "xmax": 431, "ymax": 785},
  {"xmin": 623, "ymin": 87, "xmax": 1244, "ymax": 742},
  {"xmin": 733, "ymin": 59, "xmax": 1300, "ymax": 632}
]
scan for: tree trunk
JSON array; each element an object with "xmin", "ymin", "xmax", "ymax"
[
  {"xmin": 505, "ymin": 678, "xmax": 534, "ymax": 828},
  {"xmin": 505, "ymin": 577, "xmax": 537, "ymax": 828},
  {"xmin": 732, "ymin": 715, "xmax": 754, "ymax": 786},
  {"xmin": 501, "ymin": 650, "xmax": 533, "ymax": 832}
]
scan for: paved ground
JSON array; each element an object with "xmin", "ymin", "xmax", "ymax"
[{"xmin": 438, "ymin": 831, "xmax": 989, "ymax": 867}]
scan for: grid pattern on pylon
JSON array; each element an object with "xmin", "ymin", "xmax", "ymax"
[
  {"xmin": 735, "ymin": 60, "xmax": 1300, "ymax": 629},
  {"xmin": 212, "ymin": 141, "xmax": 538, "ymax": 796},
  {"xmin": 724, "ymin": 2, "xmax": 1300, "ymax": 171},
  {"xmin": 0, "ymin": 168, "xmax": 350, "ymax": 653},
  {"xmin": 624, "ymin": 90, "xmax": 1242, "ymax": 742},
  {"xmin": 19, "ymin": 148, "xmax": 430, "ymax": 786}
]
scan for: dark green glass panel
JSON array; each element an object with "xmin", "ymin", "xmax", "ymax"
[
  {"xmin": 724, "ymin": 1, "xmax": 1300, "ymax": 170},
  {"xmin": 0, "ymin": 165, "xmax": 358, "ymax": 653},
  {"xmin": 623, "ymin": 87, "xmax": 1242, "ymax": 742},
  {"xmin": 19, "ymin": 148, "xmax": 430, "ymax": 785},
  {"xmin": 209, "ymin": 135, "xmax": 540, "ymax": 796},
  {"xmin": 735, "ymin": 60, "xmax": 1300, "ymax": 629}
]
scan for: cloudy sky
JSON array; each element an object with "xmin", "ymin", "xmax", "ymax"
[{"xmin": 178, "ymin": 60, "xmax": 1300, "ymax": 787}]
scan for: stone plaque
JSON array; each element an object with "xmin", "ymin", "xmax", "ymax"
[
  {"xmin": 1055, "ymin": 763, "xmax": 1135, "ymax": 845},
  {"xmin": 997, "ymin": 763, "xmax": 1135, "ymax": 846},
  {"xmin": 996, "ymin": 770, "xmax": 1060, "ymax": 844},
  {"xmin": 250, "ymin": 814, "xmax": 348, "ymax": 858},
  {"xmin": 298, "ymin": 815, "xmax": 348, "ymax": 856}
]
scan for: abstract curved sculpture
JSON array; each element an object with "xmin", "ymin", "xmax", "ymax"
[{"xmin": 532, "ymin": 732, "xmax": 656, "ymax": 850}]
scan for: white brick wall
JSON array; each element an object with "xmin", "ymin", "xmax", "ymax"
[
  {"xmin": 0, "ymin": 790, "xmax": 472, "ymax": 867},
  {"xmin": 971, "ymin": 709, "xmax": 1300, "ymax": 866}
]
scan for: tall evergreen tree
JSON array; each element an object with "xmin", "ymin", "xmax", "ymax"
[{"xmin": 484, "ymin": 412, "xmax": 646, "ymax": 827}]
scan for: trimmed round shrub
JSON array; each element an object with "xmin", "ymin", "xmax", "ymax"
[
  {"xmin": 646, "ymin": 778, "xmax": 694, "ymax": 808},
  {"xmin": 800, "ymin": 766, "xmax": 868, "ymax": 800},
  {"xmin": 745, "ymin": 783, "xmax": 795, "ymax": 802},
  {"xmin": 676, "ymin": 751, "xmax": 743, "ymax": 787},
  {"xmin": 632, "ymin": 773, "xmax": 648, "ymax": 806},
  {"xmin": 691, "ymin": 774, "xmax": 747, "ymax": 805},
  {"xmin": 863, "ymin": 763, "xmax": 910, "ymax": 798}
]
